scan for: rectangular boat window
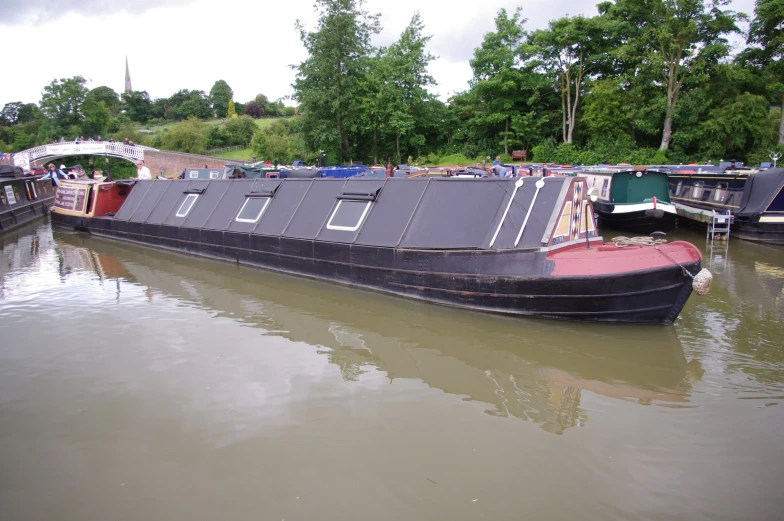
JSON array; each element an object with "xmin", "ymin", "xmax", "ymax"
[
  {"xmin": 235, "ymin": 197, "xmax": 271, "ymax": 223},
  {"xmin": 326, "ymin": 200, "xmax": 372, "ymax": 231},
  {"xmin": 189, "ymin": 171, "xmax": 199, "ymax": 179},
  {"xmin": 209, "ymin": 171, "xmax": 220, "ymax": 179},
  {"xmin": 176, "ymin": 194, "xmax": 199, "ymax": 217},
  {"xmin": 692, "ymin": 181, "xmax": 704, "ymax": 199},
  {"xmin": 601, "ymin": 179, "xmax": 609, "ymax": 198},
  {"xmin": 714, "ymin": 182, "xmax": 728, "ymax": 202},
  {"xmin": 675, "ymin": 180, "xmax": 683, "ymax": 196}
]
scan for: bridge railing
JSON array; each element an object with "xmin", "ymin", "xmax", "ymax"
[{"xmin": 25, "ymin": 141, "xmax": 159, "ymax": 163}]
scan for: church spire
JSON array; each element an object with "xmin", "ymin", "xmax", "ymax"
[{"xmin": 125, "ymin": 56, "xmax": 132, "ymax": 93}]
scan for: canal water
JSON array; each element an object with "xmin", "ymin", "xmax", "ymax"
[{"xmin": 0, "ymin": 220, "xmax": 782, "ymax": 521}]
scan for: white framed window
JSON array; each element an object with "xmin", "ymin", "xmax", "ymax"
[
  {"xmin": 209, "ymin": 171, "xmax": 220, "ymax": 179},
  {"xmin": 188, "ymin": 171, "xmax": 199, "ymax": 179},
  {"xmin": 176, "ymin": 194, "xmax": 199, "ymax": 217},
  {"xmin": 714, "ymin": 182, "xmax": 728, "ymax": 202},
  {"xmin": 235, "ymin": 197, "xmax": 270, "ymax": 223},
  {"xmin": 692, "ymin": 181, "xmax": 704, "ymax": 199},
  {"xmin": 326, "ymin": 200, "xmax": 372, "ymax": 231},
  {"xmin": 675, "ymin": 180, "xmax": 683, "ymax": 196}
]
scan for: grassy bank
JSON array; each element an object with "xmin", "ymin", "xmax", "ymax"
[
  {"xmin": 214, "ymin": 148, "xmax": 254, "ymax": 161},
  {"xmin": 140, "ymin": 117, "xmax": 286, "ymax": 135}
]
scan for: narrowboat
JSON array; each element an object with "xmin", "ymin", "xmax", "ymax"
[
  {"xmin": 0, "ymin": 165, "xmax": 56, "ymax": 234},
  {"xmin": 50, "ymin": 176, "xmax": 707, "ymax": 324},
  {"xmin": 578, "ymin": 167, "xmax": 677, "ymax": 233},
  {"xmin": 667, "ymin": 167, "xmax": 784, "ymax": 244}
]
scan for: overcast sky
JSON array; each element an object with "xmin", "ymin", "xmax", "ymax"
[{"xmin": 0, "ymin": 0, "xmax": 755, "ymax": 108}]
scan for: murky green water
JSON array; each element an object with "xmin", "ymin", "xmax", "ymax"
[{"xmin": 1, "ymin": 220, "xmax": 782, "ymax": 521}]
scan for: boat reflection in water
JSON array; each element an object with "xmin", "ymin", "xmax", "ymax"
[{"xmin": 54, "ymin": 231, "xmax": 704, "ymax": 435}]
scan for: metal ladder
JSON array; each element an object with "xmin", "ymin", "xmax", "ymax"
[{"xmin": 707, "ymin": 209, "xmax": 731, "ymax": 241}]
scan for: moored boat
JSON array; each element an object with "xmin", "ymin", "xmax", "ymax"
[
  {"xmin": 667, "ymin": 167, "xmax": 784, "ymax": 244},
  {"xmin": 51, "ymin": 175, "xmax": 708, "ymax": 324},
  {"xmin": 578, "ymin": 166, "xmax": 677, "ymax": 233},
  {"xmin": 0, "ymin": 165, "xmax": 56, "ymax": 234}
]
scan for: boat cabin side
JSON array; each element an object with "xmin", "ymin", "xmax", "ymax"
[
  {"xmin": 581, "ymin": 167, "xmax": 673, "ymax": 206},
  {"xmin": 52, "ymin": 180, "xmax": 133, "ymax": 218}
]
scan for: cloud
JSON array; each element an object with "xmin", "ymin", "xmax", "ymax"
[{"xmin": 0, "ymin": 0, "xmax": 195, "ymax": 24}]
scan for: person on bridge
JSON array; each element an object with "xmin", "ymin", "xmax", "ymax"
[{"xmin": 135, "ymin": 160, "xmax": 152, "ymax": 180}]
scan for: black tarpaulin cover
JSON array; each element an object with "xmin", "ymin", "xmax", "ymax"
[
  {"xmin": 0, "ymin": 165, "xmax": 24, "ymax": 178},
  {"xmin": 398, "ymin": 178, "xmax": 566, "ymax": 250},
  {"xmin": 736, "ymin": 169, "xmax": 784, "ymax": 222}
]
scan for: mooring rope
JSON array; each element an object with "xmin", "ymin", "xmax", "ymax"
[
  {"xmin": 611, "ymin": 236, "xmax": 667, "ymax": 247},
  {"xmin": 611, "ymin": 236, "xmax": 713, "ymax": 296}
]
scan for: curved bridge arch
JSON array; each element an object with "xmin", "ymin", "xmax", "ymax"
[{"xmin": 16, "ymin": 141, "xmax": 159, "ymax": 168}]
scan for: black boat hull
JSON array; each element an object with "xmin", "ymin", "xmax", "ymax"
[
  {"xmin": 595, "ymin": 208, "xmax": 677, "ymax": 234},
  {"xmin": 52, "ymin": 212, "xmax": 698, "ymax": 324},
  {"xmin": 732, "ymin": 221, "xmax": 784, "ymax": 244}
]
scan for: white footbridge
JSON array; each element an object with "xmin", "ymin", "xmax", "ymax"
[{"xmin": 13, "ymin": 141, "xmax": 158, "ymax": 169}]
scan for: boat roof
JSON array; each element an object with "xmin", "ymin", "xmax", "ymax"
[{"xmin": 112, "ymin": 176, "xmax": 584, "ymax": 251}]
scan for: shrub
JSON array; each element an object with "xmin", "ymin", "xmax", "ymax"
[{"xmin": 159, "ymin": 117, "xmax": 208, "ymax": 153}]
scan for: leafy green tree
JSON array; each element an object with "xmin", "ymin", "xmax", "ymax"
[
  {"xmin": 160, "ymin": 117, "xmax": 208, "ymax": 153},
  {"xmin": 224, "ymin": 115, "xmax": 257, "ymax": 145},
  {"xmin": 17, "ymin": 103, "xmax": 40, "ymax": 124},
  {"xmin": 528, "ymin": 16, "xmax": 603, "ymax": 143},
  {"xmin": 743, "ymin": 0, "xmax": 784, "ymax": 144},
  {"xmin": 39, "ymin": 76, "xmax": 89, "ymax": 138},
  {"xmin": 293, "ymin": 0, "xmax": 381, "ymax": 161},
  {"xmin": 209, "ymin": 80, "xmax": 234, "ymax": 118},
  {"xmin": 600, "ymin": 0, "xmax": 742, "ymax": 150},
  {"xmin": 174, "ymin": 97, "xmax": 212, "ymax": 120},
  {"xmin": 81, "ymin": 96, "xmax": 110, "ymax": 137},
  {"xmin": 206, "ymin": 126, "xmax": 231, "ymax": 149},
  {"xmin": 385, "ymin": 13, "xmax": 436, "ymax": 162},
  {"xmin": 121, "ymin": 90, "xmax": 154, "ymax": 123},
  {"xmin": 88, "ymin": 86, "xmax": 122, "ymax": 116},
  {"xmin": 469, "ymin": 8, "xmax": 552, "ymax": 155}
]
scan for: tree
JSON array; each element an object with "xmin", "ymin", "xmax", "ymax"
[
  {"xmin": 1, "ymin": 102, "xmax": 23, "ymax": 126},
  {"xmin": 600, "ymin": 0, "xmax": 742, "ymax": 150},
  {"xmin": 250, "ymin": 120, "xmax": 303, "ymax": 163},
  {"xmin": 81, "ymin": 96, "xmax": 110, "ymax": 137},
  {"xmin": 384, "ymin": 13, "xmax": 436, "ymax": 163},
  {"xmin": 173, "ymin": 97, "xmax": 212, "ymax": 120},
  {"xmin": 224, "ymin": 115, "xmax": 257, "ymax": 145},
  {"xmin": 468, "ymin": 8, "xmax": 552, "ymax": 155},
  {"xmin": 121, "ymin": 90, "xmax": 154, "ymax": 123},
  {"xmin": 227, "ymin": 99, "xmax": 237, "ymax": 118},
  {"xmin": 209, "ymin": 80, "xmax": 233, "ymax": 118},
  {"xmin": 39, "ymin": 76, "xmax": 89, "ymax": 137},
  {"xmin": 17, "ymin": 103, "xmax": 39, "ymax": 124},
  {"xmin": 160, "ymin": 117, "xmax": 208, "ymax": 153},
  {"xmin": 88, "ymin": 86, "xmax": 122, "ymax": 116},
  {"xmin": 244, "ymin": 102, "xmax": 261, "ymax": 118},
  {"xmin": 293, "ymin": 0, "xmax": 381, "ymax": 161},
  {"xmin": 744, "ymin": 0, "xmax": 784, "ymax": 144},
  {"xmin": 528, "ymin": 16, "xmax": 603, "ymax": 143}
]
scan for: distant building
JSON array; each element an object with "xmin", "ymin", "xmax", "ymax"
[{"xmin": 125, "ymin": 57, "xmax": 132, "ymax": 93}]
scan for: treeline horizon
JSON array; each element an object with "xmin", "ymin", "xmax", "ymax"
[{"xmin": 3, "ymin": 0, "xmax": 784, "ymax": 167}]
